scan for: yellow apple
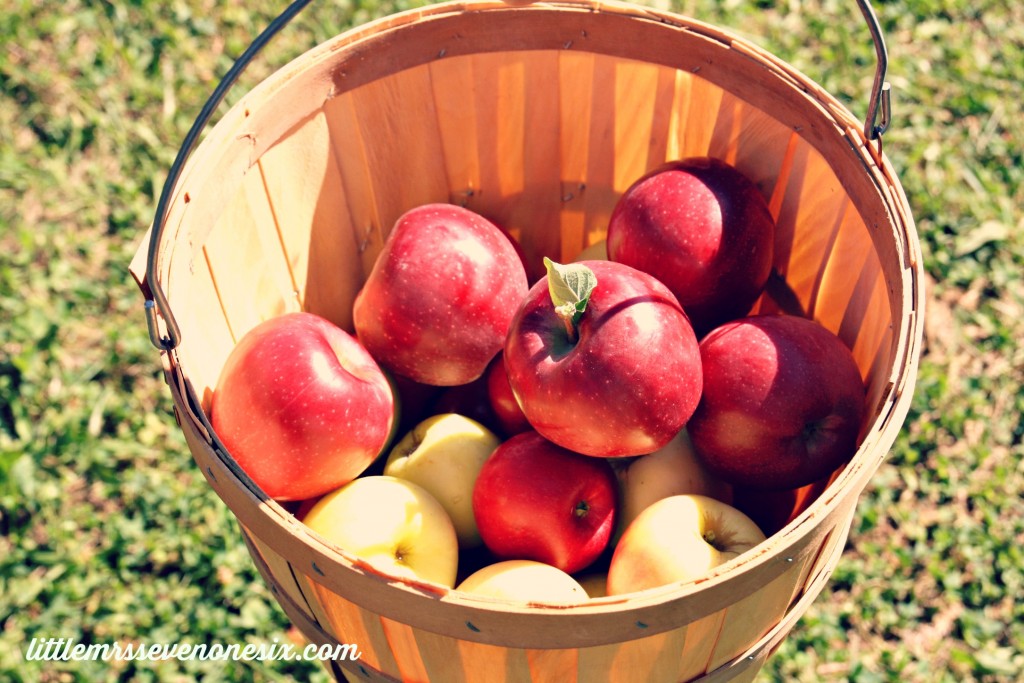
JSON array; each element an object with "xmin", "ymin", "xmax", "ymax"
[
  {"xmin": 303, "ymin": 475, "xmax": 459, "ymax": 588},
  {"xmin": 456, "ymin": 560, "xmax": 587, "ymax": 605},
  {"xmin": 615, "ymin": 428, "xmax": 733, "ymax": 541},
  {"xmin": 572, "ymin": 239, "xmax": 608, "ymax": 262},
  {"xmin": 383, "ymin": 413, "xmax": 500, "ymax": 548},
  {"xmin": 607, "ymin": 494, "xmax": 766, "ymax": 595}
]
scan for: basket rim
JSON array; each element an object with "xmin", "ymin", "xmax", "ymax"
[{"xmin": 138, "ymin": 0, "xmax": 926, "ymax": 649}]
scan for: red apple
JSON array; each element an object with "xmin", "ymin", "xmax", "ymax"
[
  {"xmin": 484, "ymin": 353, "xmax": 531, "ymax": 438},
  {"xmin": 472, "ymin": 431, "xmax": 618, "ymax": 574},
  {"xmin": 732, "ymin": 476, "xmax": 830, "ymax": 537},
  {"xmin": 489, "ymin": 218, "xmax": 536, "ymax": 283},
  {"xmin": 387, "ymin": 371, "xmax": 444, "ymax": 439},
  {"xmin": 503, "ymin": 258, "xmax": 702, "ymax": 457},
  {"xmin": 606, "ymin": 157, "xmax": 775, "ymax": 336},
  {"xmin": 353, "ymin": 203, "xmax": 529, "ymax": 386},
  {"xmin": 688, "ymin": 314, "xmax": 866, "ymax": 490},
  {"xmin": 430, "ymin": 374, "xmax": 499, "ymax": 433},
  {"xmin": 210, "ymin": 312, "xmax": 394, "ymax": 502}
]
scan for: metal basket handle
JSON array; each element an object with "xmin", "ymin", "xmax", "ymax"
[{"xmin": 143, "ymin": 0, "xmax": 892, "ymax": 351}]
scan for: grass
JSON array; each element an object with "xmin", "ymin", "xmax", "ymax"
[{"xmin": 1, "ymin": 0, "xmax": 1021, "ymax": 681}]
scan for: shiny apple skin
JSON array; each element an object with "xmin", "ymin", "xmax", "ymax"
[
  {"xmin": 210, "ymin": 312, "xmax": 394, "ymax": 502},
  {"xmin": 606, "ymin": 157, "xmax": 775, "ymax": 336},
  {"xmin": 472, "ymin": 431, "xmax": 618, "ymax": 575},
  {"xmin": 688, "ymin": 314, "xmax": 866, "ymax": 490},
  {"xmin": 353, "ymin": 203, "xmax": 529, "ymax": 386},
  {"xmin": 504, "ymin": 260, "xmax": 702, "ymax": 457}
]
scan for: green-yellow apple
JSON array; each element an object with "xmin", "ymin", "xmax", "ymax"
[
  {"xmin": 353, "ymin": 203, "xmax": 529, "ymax": 386},
  {"xmin": 606, "ymin": 157, "xmax": 775, "ymax": 336},
  {"xmin": 572, "ymin": 239, "xmax": 608, "ymax": 262},
  {"xmin": 615, "ymin": 428, "xmax": 733, "ymax": 540},
  {"xmin": 456, "ymin": 560, "xmax": 587, "ymax": 605},
  {"xmin": 210, "ymin": 312, "xmax": 394, "ymax": 502},
  {"xmin": 302, "ymin": 475, "xmax": 459, "ymax": 588},
  {"xmin": 383, "ymin": 413, "xmax": 500, "ymax": 548},
  {"xmin": 606, "ymin": 494, "xmax": 766, "ymax": 595}
]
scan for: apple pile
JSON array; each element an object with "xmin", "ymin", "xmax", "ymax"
[{"xmin": 210, "ymin": 158, "xmax": 867, "ymax": 602}]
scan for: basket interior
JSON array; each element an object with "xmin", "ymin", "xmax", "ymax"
[{"xmin": 167, "ymin": 47, "xmax": 896, "ymax": 431}]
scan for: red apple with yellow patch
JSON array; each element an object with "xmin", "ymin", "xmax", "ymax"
[{"xmin": 210, "ymin": 312, "xmax": 393, "ymax": 502}]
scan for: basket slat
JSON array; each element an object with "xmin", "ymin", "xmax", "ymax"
[
  {"xmin": 257, "ymin": 109, "xmax": 364, "ymax": 332},
  {"xmin": 353, "ymin": 65, "xmax": 453, "ymax": 232},
  {"xmin": 169, "ymin": 254, "xmax": 234, "ymax": 406},
  {"xmin": 705, "ymin": 554, "xmax": 806, "ymax": 671},
  {"xmin": 204, "ymin": 171, "xmax": 299, "ymax": 342},
  {"xmin": 309, "ymin": 577, "xmax": 400, "ymax": 676},
  {"xmin": 323, "ymin": 90, "xmax": 389, "ymax": 277},
  {"xmin": 673, "ymin": 65, "xmax": 725, "ymax": 161},
  {"xmin": 579, "ymin": 626, "xmax": 697, "ymax": 683},
  {"xmin": 472, "ymin": 50, "xmax": 564, "ymax": 279},
  {"xmin": 244, "ymin": 528, "xmax": 333, "ymax": 635},
  {"xmin": 559, "ymin": 52, "xmax": 615, "ymax": 258}
]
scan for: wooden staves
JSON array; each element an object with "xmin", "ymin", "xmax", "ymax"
[{"xmin": 131, "ymin": 2, "xmax": 924, "ymax": 681}]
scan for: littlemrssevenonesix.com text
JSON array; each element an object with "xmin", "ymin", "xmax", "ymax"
[{"xmin": 23, "ymin": 636, "xmax": 362, "ymax": 664}]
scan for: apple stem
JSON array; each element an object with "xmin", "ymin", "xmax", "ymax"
[
  {"xmin": 574, "ymin": 500, "xmax": 590, "ymax": 518},
  {"xmin": 556, "ymin": 304, "xmax": 579, "ymax": 344}
]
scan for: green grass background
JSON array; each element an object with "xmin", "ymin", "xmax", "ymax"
[{"xmin": 1, "ymin": 0, "xmax": 1021, "ymax": 681}]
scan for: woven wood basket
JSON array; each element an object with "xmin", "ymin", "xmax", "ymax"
[{"xmin": 131, "ymin": 1, "xmax": 924, "ymax": 680}]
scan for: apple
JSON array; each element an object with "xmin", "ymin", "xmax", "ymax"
[
  {"xmin": 732, "ymin": 476, "xmax": 831, "ymax": 537},
  {"xmin": 606, "ymin": 494, "xmax": 767, "ymax": 595},
  {"xmin": 456, "ymin": 560, "xmax": 587, "ymax": 604},
  {"xmin": 687, "ymin": 314, "xmax": 866, "ymax": 490},
  {"xmin": 572, "ymin": 239, "xmax": 608, "ymax": 262},
  {"xmin": 484, "ymin": 353, "xmax": 531, "ymax": 438},
  {"xmin": 606, "ymin": 157, "xmax": 776, "ymax": 336},
  {"xmin": 489, "ymin": 218, "xmax": 536, "ymax": 283},
  {"xmin": 302, "ymin": 475, "xmax": 459, "ymax": 587},
  {"xmin": 353, "ymin": 203, "xmax": 529, "ymax": 386},
  {"xmin": 387, "ymin": 371, "xmax": 443, "ymax": 439},
  {"xmin": 383, "ymin": 413, "xmax": 501, "ymax": 548},
  {"xmin": 430, "ymin": 373, "xmax": 502, "ymax": 435},
  {"xmin": 615, "ymin": 428, "xmax": 733, "ymax": 540},
  {"xmin": 503, "ymin": 258, "xmax": 702, "ymax": 457},
  {"xmin": 209, "ymin": 312, "xmax": 394, "ymax": 502},
  {"xmin": 472, "ymin": 431, "xmax": 618, "ymax": 574}
]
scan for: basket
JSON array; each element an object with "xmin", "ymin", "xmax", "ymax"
[{"xmin": 131, "ymin": 1, "xmax": 924, "ymax": 680}]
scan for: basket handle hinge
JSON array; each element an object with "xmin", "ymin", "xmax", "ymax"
[
  {"xmin": 857, "ymin": 0, "xmax": 891, "ymax": 141},
  {"xmin": 143, "ymin": 0, "xmax": 316, "ymax": 351}
]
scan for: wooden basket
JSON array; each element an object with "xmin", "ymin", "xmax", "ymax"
[{"xmin": 131, "ymin": 1, "xmax": 924, "ymax": 681}]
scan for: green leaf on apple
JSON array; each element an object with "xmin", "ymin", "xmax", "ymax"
[{"xmin": 544, "ymin": 257, "xmax": 597, "ymax": 326}]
